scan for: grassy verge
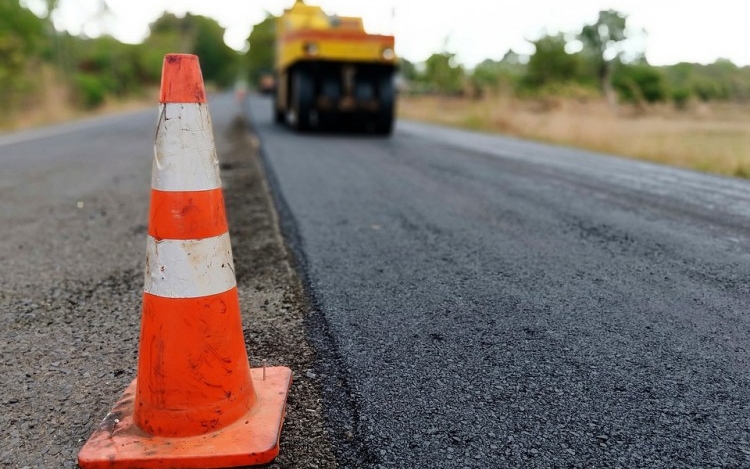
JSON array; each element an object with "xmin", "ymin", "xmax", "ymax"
[
  {"xmin": 398, "ymin": 95, "xmax": 750, "ymax": 178},
  {"xmin": 0, "ymin": 67, "xmax": 157, "ymax": 132}
]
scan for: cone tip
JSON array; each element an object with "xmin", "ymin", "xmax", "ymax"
[{"xmin": 159, "ymin": 54, "xmax": 207, "ymax": 104}]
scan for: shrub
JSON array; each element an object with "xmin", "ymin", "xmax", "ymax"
[
  {"xmin": 73, "ymin": 73, "xmax": 108, "ymax": 108},
  {"xmin": 613, "ymin": 63, "xmax": 667, "ymax": 103},
  {"xmin": 671, "ymin": 87, "xmax": 691, "ymax": 109}
]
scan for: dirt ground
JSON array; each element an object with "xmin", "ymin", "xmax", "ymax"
[{"xmin": 0, "ymin": 113, "xmax": 337, "ymax": 468}]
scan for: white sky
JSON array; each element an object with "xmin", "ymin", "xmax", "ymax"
[{"xmin": 22, "ymin": 0, "xmax": 750, "ymax": 68}]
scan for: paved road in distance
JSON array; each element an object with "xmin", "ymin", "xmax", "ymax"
[{"xmin": 249, "ymin": 95, "xmax": 750, "ymax": 468}]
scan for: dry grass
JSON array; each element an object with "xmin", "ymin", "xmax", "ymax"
[
  {"xmin": 398, "ymin": 94, "xmax": 750, "ymax": 178},
  {"xmin": 0, "ymin": 67, "xmax": 156, "ymax": 132}
]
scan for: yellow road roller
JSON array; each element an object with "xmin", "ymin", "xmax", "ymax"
[{"xmin": 274, "ymin": 1, "xmax": 397, "ymax": 134}]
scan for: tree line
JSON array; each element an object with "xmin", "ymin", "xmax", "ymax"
[
  {"xmin": 401, "ymin": 10, "xmax": 750, "ymax": 108},
  {"xmin": 1, "ymin": 1, "xmax": 240, "ymax": 115},
  {"xmin": 3, "ymin": 1, "xmax": 749, "ymax": 120}
]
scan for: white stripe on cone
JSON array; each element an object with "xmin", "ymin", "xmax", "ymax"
[
  {"xmin": 153, "ymin": 103, "xmax": 221, "ymax": 192},
  {"xmin": 144, "ymin": 233, "xmax": 236, "ymax": 298}
]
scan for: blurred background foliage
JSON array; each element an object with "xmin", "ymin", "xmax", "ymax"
[
  {"xmin": 2, "ymin": 0, "xmax": 241, "ymax": 116},
  {"xmin": 3, "ymin": 0, "xmax": 750, "ymax": 121}
]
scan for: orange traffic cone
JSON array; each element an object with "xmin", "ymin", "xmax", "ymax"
[{"xmin": 77, "ymin": 54, "xmax": 292, "ymax": 468}]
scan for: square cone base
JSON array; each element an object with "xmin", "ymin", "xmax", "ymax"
[{"xmin": 77, "ymin": 367, "xmax": 292, "ymax": 469}]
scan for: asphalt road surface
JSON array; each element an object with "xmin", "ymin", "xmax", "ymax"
[
  {"xmin": 248, "ymin": 95, "xmax": 750, "ymax": 468},
  {"xmin": 2, "ymin": 93, "xmax": 749, "ymax": 469}
]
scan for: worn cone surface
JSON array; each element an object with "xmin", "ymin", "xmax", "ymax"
[{"xmin": 77, "ymin": 53, "xmax": 292, "ymax": 469}]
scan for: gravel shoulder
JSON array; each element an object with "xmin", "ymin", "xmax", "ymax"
[{"xmin": 222, "ymin": 115, "xmax": 337, "ymax": 468}]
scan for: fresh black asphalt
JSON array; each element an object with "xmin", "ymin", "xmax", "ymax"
[{"xmin": 248, "ymin": 95, "xmax": 750, "ymax": 468}]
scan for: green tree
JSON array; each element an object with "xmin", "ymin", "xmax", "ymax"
[
  {"xmin": 245, "ymin": 14, "xmax": 276, "ymax": 85},
  {"xmin": 423, "ymin": 52, "xmax": 464, "ymax": 95},
  {"xmin": 192, "ymin": 15, "xmax": 238, "ymax": 88},
  {"xmin": 146, "ymin": 13, "xmax": 238, "ymax": 88},
  {"xmin": 471, "ymin": 59, "xmax": 503, "ymax": 95},
  {"xmin": 660, "ymin": 59, "xmax": 750, "ymax": 103},
  {"xmin": 579, "ymin": 10, "xmax": 628, "ymax": 103},
  {"xmin": 0, "ymin": 1, "xmax": 46, "ymax": 109},
  {"xmin": 471, "ymin": 50, "xmax": 525, "ymax": 95},
  {"xmin": 523, "ymin": 34, "xmax": 580, "ymax": 89},
  {"xmin": 399, "ymin": 58, "xmax": 419, "ymax": 82},
  {"xmin": 67, "ymin": 35, "xmax": 151, "ymax": 107},
  {"xmin": 612, "ymin": 62, "xmax": 667, "ymax": 104}
]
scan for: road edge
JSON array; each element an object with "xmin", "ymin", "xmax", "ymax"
[{"xmin": 243, "ymin": 97, "xmax": 381, "ymax": 468}]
